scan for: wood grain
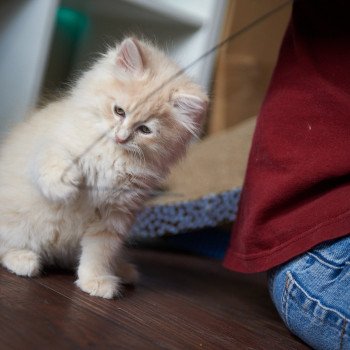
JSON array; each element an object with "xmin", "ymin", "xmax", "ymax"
[{"xmin": 0, "ymin": 248, "xmax": 310, "ymax": 350}]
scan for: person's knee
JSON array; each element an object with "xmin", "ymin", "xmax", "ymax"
[{"xmin": 269, "ymin": 254, "xmax": 350, "ymax": 350}]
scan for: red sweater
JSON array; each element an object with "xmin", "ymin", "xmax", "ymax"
[{"xmin": 224, "ymin": 0, "xmax": 350, "ymax": 273}]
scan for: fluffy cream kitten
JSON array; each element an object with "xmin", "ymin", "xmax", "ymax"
[{"xmin": 0, "ymin": 38, "xmax": 207, "ymax": 298}]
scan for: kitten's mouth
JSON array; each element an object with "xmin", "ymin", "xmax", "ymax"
[
  {"xmin": 115, "ymin": 140, "xmax": 131, "ymax": 151},
  {"xmin": 115, "ymin": 136, "xmax": 128, "ymax": 145},
  {"xmin": 114, "ymin": 137, "xmax": 129, "ymax": 149},
  {"xmin": 116, "ymin": 141, "xmax": 128, "ymax": 148}
]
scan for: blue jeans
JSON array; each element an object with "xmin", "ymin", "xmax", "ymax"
[{"xmin": 269, "ymin": 235, "xmax": 350, "ymax": 350}]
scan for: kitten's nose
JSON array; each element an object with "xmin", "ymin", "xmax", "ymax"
[{"xmin": 115, "ymin": 136, "xmax": 128, "ymax": 144}]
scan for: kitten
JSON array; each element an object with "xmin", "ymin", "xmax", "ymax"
[{"xmin": 0, "ymin": 37, "xmax": 207, "ymax": 298}]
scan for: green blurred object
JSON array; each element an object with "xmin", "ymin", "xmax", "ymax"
[
  {"xmin": 42, "ymin": 6, "xmax": 88, "ymax": 94},
  {"xmin": 57, "ymin": 6, "xmax": 88, "ymax": 45}
]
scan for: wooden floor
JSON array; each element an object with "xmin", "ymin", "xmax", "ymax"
[{"xmin": 0, "ymin": 248, "xmax": 310, "ymax": 350}]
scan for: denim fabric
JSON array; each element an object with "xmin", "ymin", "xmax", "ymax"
[{"xmin": 269, "ymin": 235, "xmax": 350, "ymax": 350}]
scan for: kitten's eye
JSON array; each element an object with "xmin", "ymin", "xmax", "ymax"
[
  {"xmin": 113, "ymin": 105, "xmax": 126, "ymax": 117},
  {"xmin": 138, "ymin": 125, "xmax": 151, "ymax": 134}
]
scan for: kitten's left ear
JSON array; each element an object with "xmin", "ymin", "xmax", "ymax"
[
  {"xmin": 172, "ymin": 94, "xmax": 208, "ymax": 135},
  {"xmin": 116, "ymin": 38, "xmax": 144, "ymax": 75}
]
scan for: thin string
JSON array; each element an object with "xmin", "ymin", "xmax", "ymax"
[{"xmin": 63, "ymin": 0, "xmax": 292, "ymax": 184}]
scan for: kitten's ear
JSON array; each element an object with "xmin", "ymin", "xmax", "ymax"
[
  {"xmin": 172, "ymin": 94, "xmax": 208, "ymax": 136},
  {"xmin": 116, "ymin": 38, "xmax": 144, "ymax": 75}
]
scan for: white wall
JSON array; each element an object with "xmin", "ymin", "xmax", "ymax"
[{"xmin": 0, "ymin": 0, "xmax": 57, "ymax": 137}]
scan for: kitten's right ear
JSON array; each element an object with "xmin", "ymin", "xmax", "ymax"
[
  {"xmin": 172, "ymin": 93, "xmax": 208, "ymax": 136},
  {"xmin": 116, "ymin": 38, "xmax": 144, "ymax": 76}
]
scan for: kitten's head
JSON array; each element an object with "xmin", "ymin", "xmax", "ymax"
[{"xmin": 73, "ymin": 37, "xmax": 208, "ymax": 171}]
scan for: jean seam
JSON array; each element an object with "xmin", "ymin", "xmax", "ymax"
[
  {"xmin": 307, "ymin": 251, "xmax": 350, "ymax": 270},
  {"xmin": 287, "ymin": 271, "xmax": 350, "ymax": 342},
  {"xmin": 282, "ymin": 272, "xmax": 293, "ymax": 328},
  {"xmin": 291, "ymin": 272, "xmax": 350, "ymax": 323},
  {"xmin": 340, "ymin": 319, "xmax": 347, "ymax": 350}
]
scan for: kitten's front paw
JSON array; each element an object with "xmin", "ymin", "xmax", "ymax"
[
  {"xmin": 42, "ymin": 169, "xmax": 81, "ymax": 203},
  {"xmin": 76, "ymin": 275, "xmax": 121, "ymax": 299},
  {"xmin": 35, "ymin": 159, "xmax": 82, "ymax": 203},
  {"xmin": 2, "ymin": 250, "xmax": 41, "ymax": 277},
  {"xmin": 42, "ymin": 181, "xmax": 79, "ymax": 203}
]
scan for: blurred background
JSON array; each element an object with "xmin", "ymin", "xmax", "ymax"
[{"xmin": 0, "ymin": 0, "xmax": 291, "ymax": 139}]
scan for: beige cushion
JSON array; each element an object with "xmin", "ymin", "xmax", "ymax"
[{"xmin": 149, "ymin": 116, "xmax": 256, "ymax": 206}]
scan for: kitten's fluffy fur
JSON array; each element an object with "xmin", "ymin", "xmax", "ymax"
[{"xmin": 0, "ymin": 38, "xmax": 207, "ymax": 298}]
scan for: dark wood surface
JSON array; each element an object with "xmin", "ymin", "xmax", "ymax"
[{"xmin": 0, "ymin": 248, "xmax": 309, "ymax": 350}]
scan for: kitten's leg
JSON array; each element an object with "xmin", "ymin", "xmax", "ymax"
[
  {"xmin": 76, "ymin": 231, "xmax": 122, "ymax": 299},
  {"xmin": 1, "ymin": 249, "xmax": 41, "ymax": 277}
]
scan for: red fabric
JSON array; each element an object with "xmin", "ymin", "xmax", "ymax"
[{"xmin": 224, "ymin": 0, "xmax": 350, "ymax": 273}]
